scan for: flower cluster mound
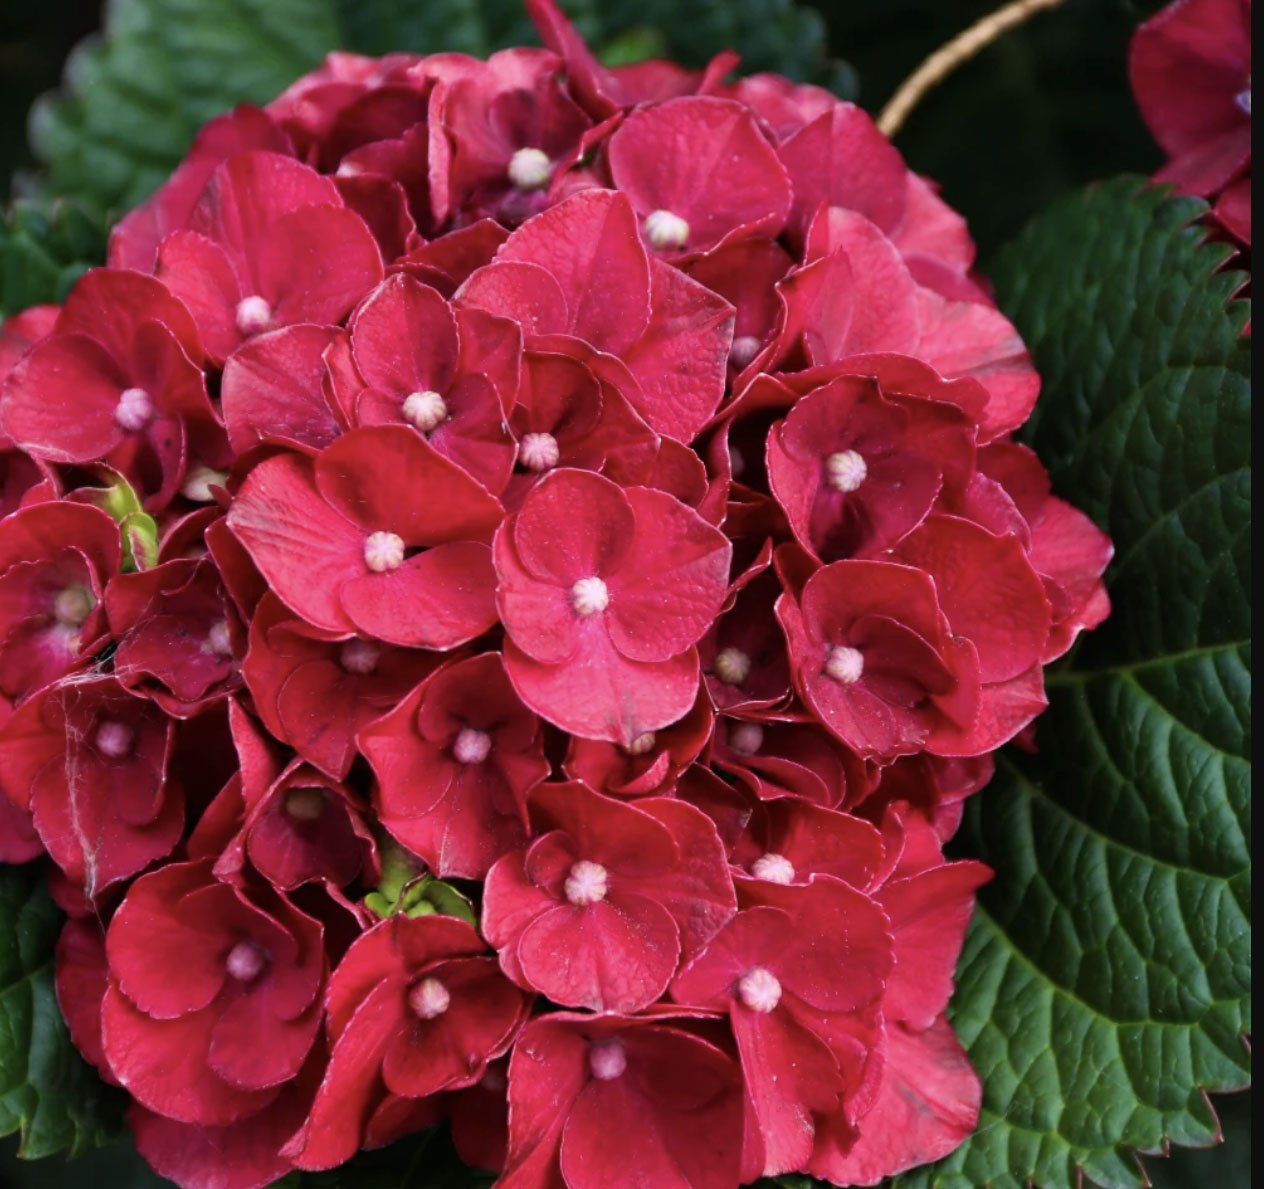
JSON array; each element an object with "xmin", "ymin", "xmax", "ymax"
[{"xmin": 0, "ymin": 2, "xmax": 1112, "ymax": 1187}]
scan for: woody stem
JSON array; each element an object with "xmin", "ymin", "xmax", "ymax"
[{"xmin": 877, "ymin": 0, "xmax": 1067, "ymax": 138}]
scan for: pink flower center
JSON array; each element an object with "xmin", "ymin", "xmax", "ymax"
[
  {"xmin": 570, "ymin": 576, "xmax": 609, "ymax": 616},
  {"xmin": 625, "ymin": 731, "xmax": 656, "ymax": 756},
  {"xmin": 364, "ymin": 531, "xmax": 405, "ymax": 573},
  {"xmin": 339, "ymin": 639, "xmax": 381, "ymax": 674},
  {"xmin": 750, "ymin": 852, "xmax": 795, "ymax": 884},
  {"xmin": 235, "ymin": 295, "xmax": 273, "ymax": 336},
  {"xmin": 729, "ymin": 335, "xmax": 762, "ymax": 370},
  {"xmin": 115, "ymin": 387, "xmax": 154, "ymax": 432},
  {"xmin": 203, "ymin": 619, "xmax": 233, "ymax": 656},
  {"xmin": 519, "ymin": 432, "xmax": 560, "ymax": 472},
  {"xmin": 508, "ymin": 147, "xmax": 552, "ymax": 191},
  {"xmin": 453, "ymin": 726, "xmax": 492, "ymax": 764},
  {"xmin": 727, "ymin": 444, "xmax": 746, "ymax": 479},
  {"xmin": 588, "ymin": 1039, "xmax": 627, "ymax": 1080},
  {"xmin": 181, "ymin": 464, "xmax": 226, "ymax": 502},
  {"xmin": 408, "ymin": 977, "xmax": 451, "ymax": 1020},
  {"xmin": 226, "ymin": 940, "xmax": 268, "ymax": 982},
  {"xmin": 95, "ymin": 720, "xmax": 135, "ymax": 760},
  {"xmin": 402, "ymin": 390, "xmax": 449, "ymax": 433},
  {"xmin": 53, "ymin": 585, "xmax": 94, "ymax": 627},
  {"xmin": 564, "ymin": 860, "xmax": 609, "ymax": 906},
  {"xmin": 826, "ymin": 449, "xmax": 868, "ymax": 493},
  {"xmin": 728, "ymin": 722, "xmax": 764, "ymax": 756},
  {"xmin": 644, "ymin": 209, "xmax": 689, "ymax": 250},
  {"xmin": 824, "ymin": 645, "xmax": 864, "ymax": 685},
  {"xmin": 713, "ymin": 647, "xmax": 752, "ymax": 686},
  {"xmin": 737, "ymin": 967, "xmax": 782, "ymax": 1012},
  {"xmin": 284, "ymin": 787, "xmax": 326, "ymax": 821}
]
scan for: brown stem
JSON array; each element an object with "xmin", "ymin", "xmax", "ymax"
[{"xmin": 877, "ymin": 0, "xmax": 1067, "ymax": 138}]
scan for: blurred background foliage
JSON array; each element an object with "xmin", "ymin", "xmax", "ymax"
[{"xmin": 0, "ymin": 0, "xmax": 1247, "ymax": 1186}]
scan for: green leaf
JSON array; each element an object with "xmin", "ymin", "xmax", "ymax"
[
  {"xmin": 904, "ymin": 179, "xmax": 1251, "ymax": 1188},
  {"xmin": 0, "ymin": 198, "xmax": 104, "ymax": 318},
  {"xmin": 28, "ymin": 0, "xmax": 845, "ymax": 215},
  {"xmin": 0, "ymin": 865, "xmax": 122, "ymax": 1159}
]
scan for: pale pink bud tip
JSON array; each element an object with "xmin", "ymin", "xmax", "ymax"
[
  {"xmin": 737, "ymin": 967, "xmax": 782, "ymax": 1012},
  {"xmin": 508, "ymin": 147, "xmax": 552, "ymax": 191},
  {"xmin": 713, "ymin": 647, "xmax": 752, "ymax": 686},
  {"xmin": 565, "ymin": 860, "xmax": 609, "ymax": 906},
  {"xmin": 824, "ymin": 645, "xmax": 864, "ymax": 685},
  {"xmin": 226, "ymin": 940, "xmax": 268, "ymax": 982},
  {"xmin": 53, "ymin": 586, "xmax": 94, "ymax": 627},
  {"xmin": 826, "ymin": 449, "xmax": 868, "ymax": 493},
  {"xmin": 402, "ymin": 390, "xmax": 449, "ymax": 433},
  {"xmin": 284, "ymin": 787, "xmax": 326, "ymax": 821},
  {"xmin": 95, "ymin": 720, "xmax": 136, "ymax": 760},
  {"xmin": 644, "ymin": 209, "xmax": 689, "ymax": 250},
  {"xmin": 204, "ymin": 619, "xmax": 233, "ymax": 656},
  {"xmin": 408, "ymin": 977, "xmax": 451, "ymax": 1020},
  {"xmin": 729, "ymin": 335, "xmax": 762, "ymax": 370},
  {"xmin": 181, "ymin": 465, "xmax": 227, "ymax": 503},
  {"xmin": 728, "ymin": 722, "xmax": 764, "ymax": 756},
  {"xmin": 625, "ymin": 731, "xmax": 656, "ymax": 756},
  {"xmin": 519, "ymin": 431, "xmax": 560, "ymax": 472},
  {"xmin": 115, "ymin": 387, "xmax": 154, "ymax": 432},
  {"xmin": 751, "ymin": 853, "xmax": 795, "ymax": 885},
  {"xmin": 235, "ymin": 295, "xmax": 273, "ymax": 336},
  {"xmin": 339, "ymin": 639, "xmax": 381, "ymax": 674},
  {"xmin": 589, "ymin": 1039, "xmax": 627, "ymax": 1081},
  {"xmin": 364, "ymin": 531, "xmax": 406, "ymax": 573},
  {"xmin": 570, "ymin": 576, "xmax": 609, "ymax": 616},
  {"xmin": 728, "ymin": 445, "xmax": 746, "ymax": 479},
  {"xmin": 453, "ymin": 726, "xmax": 492, "ymax": 764}
]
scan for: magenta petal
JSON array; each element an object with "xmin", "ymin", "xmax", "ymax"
[
  {"xmin": 228, "ymin": 454, "xmax": 363, "ymax": 633},
  {"xmin": 517, "ymin": 896, "xmax": 680, "ymax": 1012},
  {"xmin": 221, "ymin": 324, "xmax": 344, "ymax": 452},
  {"xmin": 341, "ymin": 540, "xmax": 498, "ymax": 648},
  {"xmin": 496, "ymin": 189, "xmax": 651, "ymax": 353},
  {"xmin": 504, "ymin": 631, "xmax": 700, "ymax": 746}
]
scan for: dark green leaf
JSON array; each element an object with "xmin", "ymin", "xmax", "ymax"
[
  {"xmin": 0, "ymin": 864, "xmax": 122, "ymax": 1159},
  {"xmin": 903, "ymin": 178, "xmax": 1251, "ymax": 1188},
  {"xmin": 0, "ymin": 198, "xmax": 104, "ymax": 318}
]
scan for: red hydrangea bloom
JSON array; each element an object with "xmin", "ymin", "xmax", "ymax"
[
  {"xmin": 0, "ymin": 502, "xmax": 119, "ymax": 721},
  {"xmin": 0, "ymin": 676, "xmax": 179, "ymax": 896},
  {"xmin": 607, "ymin": 96, "xmax": 794, "ymax": 255},
  {"xmin": 777, "ymin": 559, "xmax": 982, "ymax": 760},
  {"xmin": 494, "ymin": 468, "xmax": 731, "ymax": 743},
  {"xmin": 154, "ymin": 151, "xmax": 384, "ymax": 363},
  {"xmin": 242, "ymin": 592, "xmax": 437, "ymax": 779},
  {"xmin": 0, "ymin": 270, "xmax": 222, "ymax": 509},
  {"xmin": 482, "ymin": 781, "xmax": 735, "ymax": 1012},
  {"xmin": 338, "ymin": 273, "xmax": 521, "ymax": 492},
  {"xmin": 359, "ymin": 650, "xmax": 550, "ymax": 878},
  {"xmin": 500, "ymin": 1012, "xmax": 750, "ymax": 1189},
  {"xmin": 284, "ymin": 913, "xmax": 531, "ymax": 1171},
  {"xmin": 458, "ymin": 188, "xmax": 735, "ymax": 442},
  {"xmin": 672, "ymin": 877, "xmax": 892, "ymax": 1175},
  {"xmin": 227, "ymin": 425, "xmax": 502, "ymax": 646},
  {"xmin": 1130, "ymin": 0, "xmax": 1252, "ymax": 244},
  {"xmin": 106, "ymin": 556, "xmax": 243, "ymax": 716},
  {"xmin": 0, "ymin": 3, "xmax": 1117, "ymax": 1185},
  {"xmin": 101, "ymin": 860, "xmax": 326, "ymax": 1124}
]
